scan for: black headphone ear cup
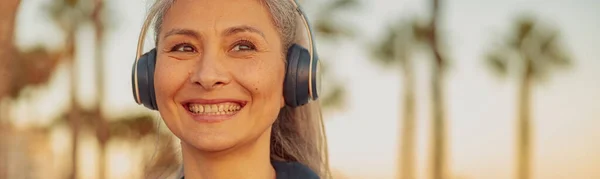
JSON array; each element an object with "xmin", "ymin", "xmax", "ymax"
[
  {"xmin": 284, "ymin": 45, "xmax": 300, "ymax": 107},
  {"xmin": 284, "ymin": 44, "xmax": 311, "ymax": 107},
  {"xmin": 133, "ymin": 48, "xmax": 159, "ymax": 110}
]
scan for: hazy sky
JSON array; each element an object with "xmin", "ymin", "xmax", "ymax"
[{"xmin": 13, "ymin": 0, "xmax": 600, "ymax": 178}]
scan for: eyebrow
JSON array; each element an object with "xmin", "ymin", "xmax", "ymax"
[
  {"xmin": 162, "ymin": 25, "xmax": 266, "ymax": 41},
  {"xmin": 222, "ymin": 25, "xmax": 266, "ymax": 39},
  {"xmin": 163, "ymin": 28, "xmax": 201, "ymax": 40}
]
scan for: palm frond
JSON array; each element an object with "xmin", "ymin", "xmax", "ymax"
[
  {"xmin": 537, "ymin": 30, "xmax": 571, "ymax": 68},
  {"xmin": 327, "ymin": 0, "xmax": 359, "ymax": 11},
  {"xmin": 314, "ymin": 18, "xmax": 354, "ymax": 39},
  {"xmin": 320, "ymin": 82, "xmax": 346, "ymax": 110},
  {"xmin": 485, "ymin": 51, "xmax": 509, "ymax": 76},
  {"xmin": 371, "ymin": 26, "xmax": 399, "ymax": 66},
  {"xmin": 485, "ymin": 14, "xmax": 572, "ymax": 80},
  {"xmin": 515, "ymin": 16, "xmax": 535, "ymax": 48},
  {"xmin": 370, "ymin": 20, "xmax": 419, "ymax": 68}
]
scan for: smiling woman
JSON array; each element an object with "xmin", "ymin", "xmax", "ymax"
[{"xmin": 130, "ymin": 0, "xmax": 329, "ymax": 178}]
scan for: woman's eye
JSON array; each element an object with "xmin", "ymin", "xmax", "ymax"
[
  {"xmin": 171, "ymin": 44, "xmax": 195, "ymax": 52},
  {"xmin": 232, "ymin": 40, "xmax": 256, "ymax": 51}
]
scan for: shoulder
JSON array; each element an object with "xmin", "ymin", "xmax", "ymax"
[{"xmin": 272, "ymin": 161, "xmax": 320, "ymax": 179}]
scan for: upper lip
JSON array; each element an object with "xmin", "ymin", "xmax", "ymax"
[{"xmin": 181, "ymin": 98, "xmax": 247, "ymax": 106}]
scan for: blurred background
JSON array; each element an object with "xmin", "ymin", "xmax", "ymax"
[{"xmin": 0, "ymin": 0, "xmax": 598, "ymax": 178}]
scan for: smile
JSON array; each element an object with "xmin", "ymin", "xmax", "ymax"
[
  {"xmin": 186, "ymin": 102, "xmax": 242, "ymax": 115},
  {"xmin": 182, "ymin": 99, "xmax": 247, "ymax": 123}
]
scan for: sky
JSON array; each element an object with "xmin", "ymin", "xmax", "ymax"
[{"xmin": 11, "ymin": 0, "xmax": 600, "ymax": 178}]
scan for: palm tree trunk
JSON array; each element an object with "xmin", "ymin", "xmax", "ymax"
[
  {"xmin": 0, "ymin": 0, "xmax": 20, "ymax": 101},
  {"xmin": 430, "ymin": 60, "xmax": 446, "ymax": 179},
  {"xmin": 517, "ymin": 63, "xmax": 532, "ymax": 179},
  {"xmin": 399, "ymin": 63, "xmax": 416, "ymax": 179},
  {"xmin": 428, "ymin": 0, "xmax": 447, "ymax": 178},
  {"xmin": 66, "ymin": 28, "xmax": 81, "ymax": 179},
  {"xmin": 68, "ymin": 102, "xmax": 80, "ymax": 179},
  {"xmin": 0, "ymin": 1, "xmax": 21, "ymax": 177},
  {"xmin": 92, "ymin": 1, "xmax": 109, "ymax": 178}
]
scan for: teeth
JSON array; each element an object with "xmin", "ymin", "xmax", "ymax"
[{"xmin": 188, "ymin": 102, "xmax": 242, "ymax": 114}]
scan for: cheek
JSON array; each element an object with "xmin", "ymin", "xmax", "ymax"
[
  {"xmin": 156, "ymin": 60, "xmax": 182, "ymax": 97},
  {"xmin": 235, "ymin": 57, "xmax": 286, "ymax": 103},
  {"xmin": 154, "ymin": 57, "xmax": 190, "ymax": 116}
]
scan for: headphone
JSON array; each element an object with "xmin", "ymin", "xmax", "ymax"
[{"xmin": 131, "ymin": 0, "xmax": 320, "ymax": 110}]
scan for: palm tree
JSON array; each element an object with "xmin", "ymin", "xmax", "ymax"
[
  {"xmin": 0, "ymin": 2, "xmax": 20, "ymax": 177},
  {"xmin": 90, "ymin": 0, "xmax": 111, "ymax": 178},
  {"xmin": 1, "ymin": 1, "xmax": 66, "ymax": 177},
  {"xmin": 423, "ymin": 0, "xmax": 448, "ymax": 178},
  {"xmin": 484, "ymin": 15, "xmax": 570, "ymax": 179},
  {"xmin": 0, "ymin": 0, "xmax": 21, "ymax": 104},
  {"xmin": 46, "ymin": 0, "xmax": 90, "ymax": 178},
  {"xmin": 306, "ymin": 0, "xmax": 361, "ymax": 110},
  {"xmin": 371, "ymin": 20, "xmax": 420, "ymax": 179},
  {"xmin": 393, "ymin": 0, "xmax": 449, "ymax": 178}
]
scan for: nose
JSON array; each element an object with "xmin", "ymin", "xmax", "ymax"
[{"xmin": 189, "ymin": 51, "xmax": 231, "ymax": 90}]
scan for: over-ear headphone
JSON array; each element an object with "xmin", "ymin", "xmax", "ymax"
[{"xmin": 131, "ymin": 0, "xmax": 320, "ymax": 110}]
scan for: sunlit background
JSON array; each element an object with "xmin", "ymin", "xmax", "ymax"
[{"xmin": 0, "ymin": 0, "xmax": 598, "ymax": 179}]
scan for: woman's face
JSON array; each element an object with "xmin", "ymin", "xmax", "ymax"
[{"xmin": 154, "ymin": 0, "xmax": 286, "ymax": 151}]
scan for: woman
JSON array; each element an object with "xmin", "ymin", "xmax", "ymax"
[{"xmin": 131, "ymin": 0, "xmax": 330, "ymax": 178}]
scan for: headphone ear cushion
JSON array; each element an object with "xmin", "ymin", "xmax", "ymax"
[
  {"xmin": 134, "ymin": 48, "xmax": 159, "ymax": 110},
  {"xmin": 284, "ymin": 46, "xmax": 299, "ymax": 107},
  {"xmin": 284, "ymin": 44, "xmax": 311, "ymax": 107}
]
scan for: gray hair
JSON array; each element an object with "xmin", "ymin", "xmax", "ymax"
[
  {"xmin": 145, "ymin": 0, "xmax": 331, "ymax": 178},
  {"xmin": 149, "ymin": 0, "xmax": 297, "ymax": 54}
]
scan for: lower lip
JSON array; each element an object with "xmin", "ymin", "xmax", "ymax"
[{"xmin": 183, "ymin": 107, "xmax": 242, "ymax": 123}]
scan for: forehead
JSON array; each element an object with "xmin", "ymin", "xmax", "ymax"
[{"xmin": 161, "ymin": 0, "xmax": 276, "ymax": 34}]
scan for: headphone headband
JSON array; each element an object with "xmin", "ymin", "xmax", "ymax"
[
  {"xmin": 133, "ymin": 0, "xmax": 318, "ymax": 107},
  {"xmin": 133, "ymin": 8, "xmax": 157, "ymax": 104},
  {"xmin": 135, "ymin": 0, "xmax": 314, "ymax": 59},
  {"xmin": 289, "ymin": 0, "xmax": 318, "ymax": 100}
]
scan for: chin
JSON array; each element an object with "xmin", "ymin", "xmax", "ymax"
[
  {"xmin": 177, "ymin": 123, "xmax": 271, "ymax": 154},
  {"xmin": 159, "ymin": 101, "xmax": 277, "ymax": 154},
  {"xmin": 183, "ymin": 134, "xmax": 240, "ymax": 152}
]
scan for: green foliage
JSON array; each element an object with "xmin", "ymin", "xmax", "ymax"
[
  {"xmin": 45, "ymin": 0, "xmax": 92, "ymax": 31},
  {"xmin": 314, "ymin": 18, "xmax": 355, "ymax": 39},
  {"xmin": 411, "ymin": 19, "xmax": 430, "ymax": 43},
  {"xmin": 320, "ymin": 82, "xmax": 346, "ymax": 110},
  {"xmin": 485, "ymin": 51, "xmax": 509, "ymax": 76},
  {"xmin": 306, "ymin": 0, "xmax": 361, "ymax": 110},
  {"xmin": 326, "ymin": 0, "xmax": 358, "ymax": 10},
  {"xmin": 485, "ymin": 14, "xmax": 572, "ymax": 82},
  {"xmin": 514, "ymin": 17, "xmax": 535, "ymax": 48},
  {"xmin": 313, "ymin": 0, "xmax": 360, "ymax": 41},
  {"xmin": 371, "ymin": 19, "xmax": 423, "ymax": 69},
  {"xmin": 372, "ymin": 25, "xmax": 401, "ymax": 66}
]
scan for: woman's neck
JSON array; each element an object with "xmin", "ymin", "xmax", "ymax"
[{"xmin": 180, "ymin": 128, "xmax": 276, "ymax": 179}]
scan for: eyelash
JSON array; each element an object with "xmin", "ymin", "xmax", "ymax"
[
  {"xmin": 170, "ymin": 42, "xmax": 195, "ymax": 53},
  {"xmin": 167, "ymin": 39, "xmax": 257, "ymax": 53},
  {"xmin": 231, "ymin": 39, "xmax": 256, "ymax": 52}
]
